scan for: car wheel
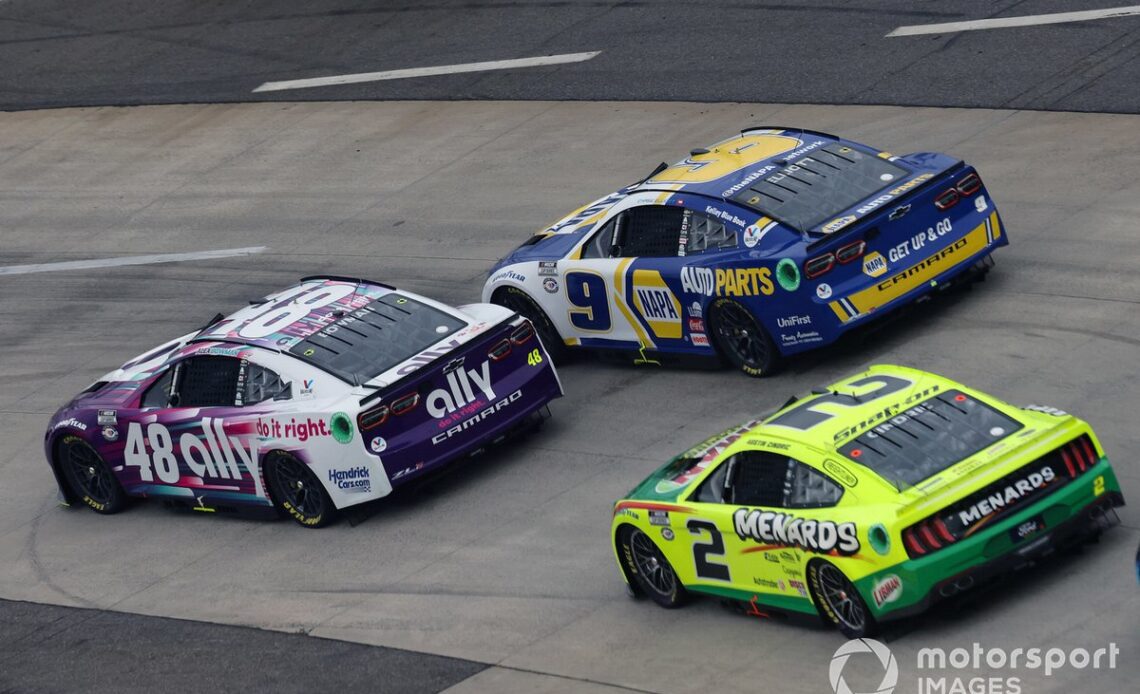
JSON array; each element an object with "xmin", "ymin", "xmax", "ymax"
[
  {"xmin": 265, "ymin": 452, "xmax": 337, "ymax": 528},
  {"xmin": 58, "ymin": 435, "xmax": 127, "ymax": 514},
  {"xmin": 619, "ymin": 526, "xmax": 689, "ymax": 608},
  {"xmin": 708, "ymin": 299, "xmax": 780, "ymax": 377},
  {"xmin": 808, "ymin": 560, "xmax": 878, "ymax": 639},
  {"xmin": 493, "ymin": 287, "xmax": 569, "ymax": 364}
]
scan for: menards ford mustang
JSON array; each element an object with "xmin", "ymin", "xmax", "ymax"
[
  {"xmin": 484, "ymin": 127, "xmax": 1007, "ymax": 376},
  {"xmin": 611, "ymin": 365, "xmax": 1124, "ymax": 636},
  {"xmin": 45, "ymin": 277, "xmax": 562, "ymax": 527}
]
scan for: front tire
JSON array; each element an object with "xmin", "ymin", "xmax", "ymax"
[
  {"xmin": 265, "ymin": 452, "xmax": 337, "ymax": 528},
  {"xmin": 619, "ymin": 526, "xmax": 689, "ymax": 608},
  {"xmin": 493, "ymin": 286, "xmax": 569, "ymax": 364},
  {"xmin": 708, "ymin": 298, "xmax": 780, "ymax": 377},
  {"xmin": 58, "ymin": 435, "xmax": 127, "ymax": 514},
  {"xmin": 808, "ymin": 560, "xmax": 878, "ymax": 638}
]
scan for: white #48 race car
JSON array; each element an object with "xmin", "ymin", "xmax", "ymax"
[{"xmin": 44, "ymin": 277, "xmax": 563, "ymax": 527}]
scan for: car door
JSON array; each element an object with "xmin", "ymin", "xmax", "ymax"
[
  {"xmin": 565, "ymin": 200, "xmax": 689, "ymax": 348},
  {"xmin": 721, "ymin": 449, "xmax": 850, "ymax": 604},
  {"xmin": 119, "ymin": 353, "xmax": 283, "ymax": 506},
  {"xmin": 679, "ymin": 448, "xmax": 847, "ymax": 606}
]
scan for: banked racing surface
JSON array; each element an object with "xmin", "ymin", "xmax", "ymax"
[{"xmin": 0, "ymin": 101, "xmax": 1137, "ymax": 694}]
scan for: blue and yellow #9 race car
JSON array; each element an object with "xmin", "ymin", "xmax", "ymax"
[{"xmin": 484, "ymin": 127, "xmax": 1008, "ymax": 375}]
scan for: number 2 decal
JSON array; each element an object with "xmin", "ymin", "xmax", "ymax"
[
  {"xmin": 768, "ymin": 375, "xmax": 912, "ymax": 431},
  {"xmin": 687, "ymin": 519, "xmax": 731, "ymax": 582},
  {"xmin": 565, "ymin": 271, "xmax": 612, "ymax": 332}
]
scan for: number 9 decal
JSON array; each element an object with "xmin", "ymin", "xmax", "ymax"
[{"xmin": 565, "ymin": 271, "xmax": 612, "ymax": 332}]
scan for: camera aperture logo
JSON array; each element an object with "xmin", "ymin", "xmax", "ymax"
[
  {"xmin": 830, "ymin": 639, "xmax": 1120, "ymax": 694},
  {"xmin": 830, "ymin": 638, "xmax": 898, "ymax": 694}
]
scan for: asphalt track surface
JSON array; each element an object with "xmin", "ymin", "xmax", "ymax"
[
  {"xmin": 1, "ymin": 0, "xmax": 1140, "ymax": 112},
  {"xmin": 1, "ymin": 100, "xmax": 1138, "ymax": 693},
  {"xmin": 0, "ymin": 598, "xmax": 485, "ymax": 694}
]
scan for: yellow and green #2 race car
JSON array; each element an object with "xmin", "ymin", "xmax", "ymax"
[{"xmin": 611, "ymin": 365, "xmax": 1125, "ymax": 637}]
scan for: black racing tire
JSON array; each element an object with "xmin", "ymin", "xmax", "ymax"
[
  {"xmin": 618, "ymin": 525, "xmax": 689, "ymax": 609},
  {"xmin": 492, "ymin": 286, "xmax": 570, "ymax": 364},
  {"xmin": 57, "ymin": 435, "xmax": 128, "ymax": 514},
  {"xmin": 708, "ymin": 298, "xmax": 781, "ymax": 377},
  {"xmin": 265, "ymin": 452, "xmax": 338, "ymax": 529},
  {"xmin": 807, "ymin": 560, "xmax": 879, "ymax": 639}
]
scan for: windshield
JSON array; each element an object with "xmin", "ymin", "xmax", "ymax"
[
  {"xmin": 836, "ymin": 390, "xmax": 1023, "ymax": 488},
  {"xmin": 727, "ymin": 143, "xmax": 911, "ymax": 232},
  {"xmin": 289, "ymin": 294, "xmax": 466, "ymax": 384}
]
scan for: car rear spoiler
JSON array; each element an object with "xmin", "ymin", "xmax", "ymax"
[
  {"xmin": 299, "ymin": 274, "xmax": 396, "ymax": 289},
  {"xmin": 740, "ymin": 125, "xmax": 841, "ymax": 141}
]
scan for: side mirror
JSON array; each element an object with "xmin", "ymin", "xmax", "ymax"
[
  {"xmin": 168, "ymin": 392, "xmax": 181, "ymax": 408},
  {"xmin": 609, "ymin": 244, "xmax": 623, "ymax": 258}
]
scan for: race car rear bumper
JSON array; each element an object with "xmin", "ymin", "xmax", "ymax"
[{"xmin": 862, "ymin": 459, "xmax": 1125, "ymax": 623}]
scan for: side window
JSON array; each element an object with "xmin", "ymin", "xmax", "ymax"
[
  {"xmin": 613, "ymin": 205, "xmax": 686, "ymax": 258},
  {"xmin": 783, "ymin": 462, "xmax": 843, "ymax": 508},
  {"xmin": 684, "ymin": 211, "xmax": 737, "ymax": 255},
  {"xmin": 581, "ymin": 218, "xmax": 617, "ymax": 259},
  {"xmin": 243, "ymin": 363, "xmax": 291, "ymax": 405},
  {"xmin": 727, "ymin": 451, "xmax": 843, "ymax": 508},
  {"xmin": 693, "ymin": 461, "xmax": 729, "ymax": 503},
  {"xmin": 726, "ymin": 451, "xmax": 786, "ymax": 507},
  {"xmin": 140, "ymin": 369, "xmax": 175, "ymax": 409},
  {"xmin": 175, "ymin": 356, "xmax": 241, "ymax": 408}
]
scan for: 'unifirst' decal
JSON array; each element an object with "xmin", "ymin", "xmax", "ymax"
[{"xmin": 632, "ymin": 269, "xmax": 682, "ymax": 339}]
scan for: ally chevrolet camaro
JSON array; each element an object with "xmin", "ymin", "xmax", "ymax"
[
  {"xmin": 45, "ymin": 277, "xmax": 562, "ymax": 527},
  {"xmin": 610, "ymin": 365, "xmax": 1124, "ymax": 636},
  {"xmin": 484, "ymin": 128, "xmax": 1008, "ymax": 375}
]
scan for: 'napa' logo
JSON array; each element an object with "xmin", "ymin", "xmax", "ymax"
[
  {"xmin": 863, "ymin": 252, "xmax": 887, "ymax": 278},
  {"xmin": 632, "ymin": 270, "xmax": 681, "ymax": 339}
]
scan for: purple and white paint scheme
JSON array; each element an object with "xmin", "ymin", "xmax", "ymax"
[{"xmin": 44, "ymin": 276, "xmax": 563, "ymax": 526}]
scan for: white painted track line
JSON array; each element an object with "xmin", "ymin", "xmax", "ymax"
[
  {"xmin": 887, "ymin": 5, "xmax": 1140, "ymax": 37},
  {"xmin": 252, "ymin": 51, "xmax": 602, "ymax": 93},
  {"xmin": 0, "ymin": 246, "xmax": 266, "ymax": 276}
]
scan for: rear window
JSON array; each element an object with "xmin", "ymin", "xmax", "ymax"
[
  {"xmin": 289, "ymin": 294, "xmax": 466, "ymax": 384},
  {"xmin": 837, "ymin": 390, "xmax": 1023, "ymax": 488},
  {"xmin": 728, "ymin": 143, "xmax": 910, "ymax": 232}
]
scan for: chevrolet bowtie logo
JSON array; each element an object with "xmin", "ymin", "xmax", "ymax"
[
  {"xmin": 889, "ymin": 204, "xmax": 912, "ymax": 221},
  {"xmin": 443, "ymin": 357, "xmax": 465, "ymax": 373}
]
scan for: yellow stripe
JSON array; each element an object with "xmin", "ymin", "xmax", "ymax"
[
  {"xmin": 564, "ymin": 337, "xmax": 581, "ymax": 346},
  {"xmin": 829, "ymin": 301, "xmax": 849, "ymax": 321},
  {"xmin": 990, "ymin": 211, "xmax": 1001, "ymax": 239},
  {"xmin": 846, "ymin": 220, "xmax": 992, "ymax": 314},
  {"xmin": 613, "ymin": 258, "xmax": 654, "ymax": 347}
]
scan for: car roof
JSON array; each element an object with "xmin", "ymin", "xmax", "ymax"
[
  {"xmin": 747, "ymin": 365, "xmax": 959, "ymax": 452},
  {"xmin": 634, "ymin": 127, "xmax": 844, "ymax": 203},
  {"xmin": 190, "ymin": 277, "xmax": 398, "ymax": 353}
]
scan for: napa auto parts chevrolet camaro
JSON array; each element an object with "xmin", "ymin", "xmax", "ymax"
[
  {"xmin": 610, "ymin": 365, "xmax": 1124, "ymax": 637},
  {"xmin": 45, "ymin": 277, "xmax": 562, "ymax": 527},
  {"xmin": 483, "ymin": 127, "xmax": 1008, "ymax": 376}
]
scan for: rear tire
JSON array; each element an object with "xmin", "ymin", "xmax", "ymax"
[
  {"xmin": 58, "ymin": 435, "xmax": 127, "ymax": 514},
  {"xmin": 265, "ymin": 452, "xmax": 338, "ymax": 528},
  {"xmin": 493, "ymin": 286, "xmax": 570, "ymax": 364},
  {"xmin": 708, "ymin": 298, "xmax": 780, "ymax": 377},
  {"xmin": 807, "ymin": 560, "xmax": 878, "ymax": 638},
  {"xmin": 618, "ymin": 525, "xmax": 689, "ymax": 608}
]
